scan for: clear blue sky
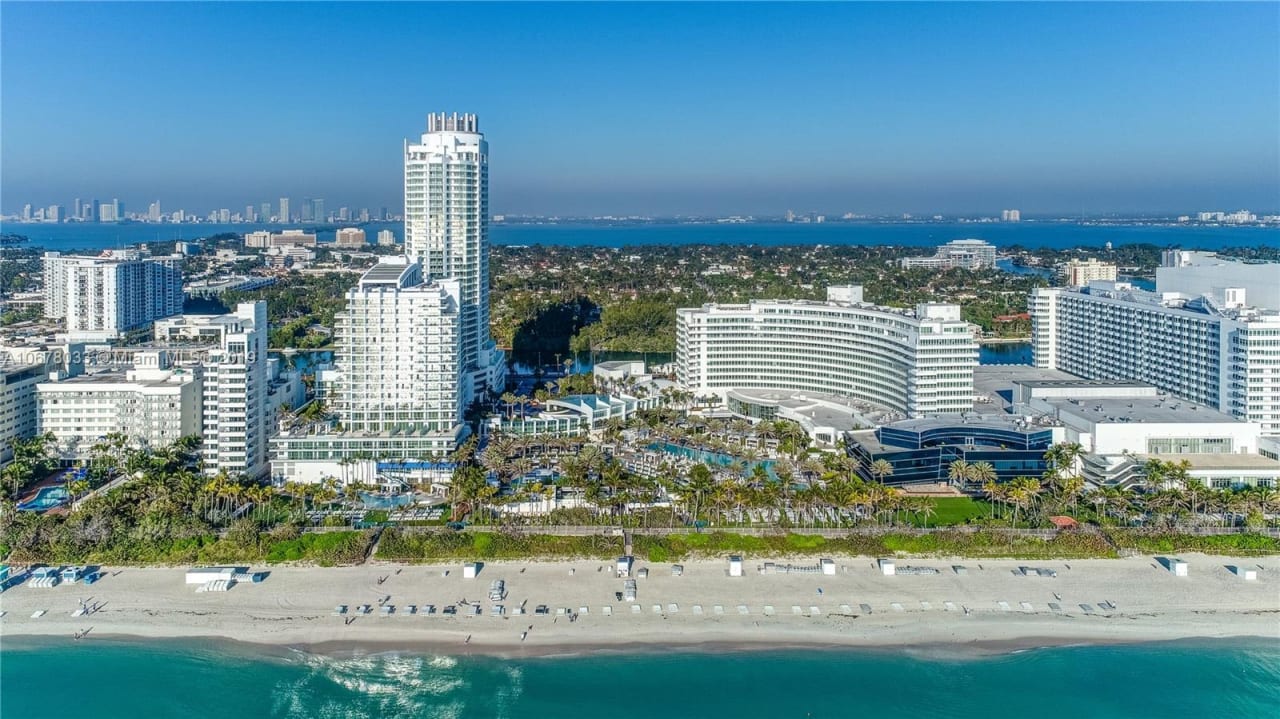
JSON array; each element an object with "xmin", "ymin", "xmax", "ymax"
[{"xmin": 3, "ymin": 1, "xmax": 1277, "ymax": 216}]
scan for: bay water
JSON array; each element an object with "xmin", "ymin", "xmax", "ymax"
[
  {"xmin": 1, "ymin": 637, "xmax": 1276, "ymax": 718},
  {"xmin": 3, "ymin": 220, "xmax": 1278, "ymax": 253}
]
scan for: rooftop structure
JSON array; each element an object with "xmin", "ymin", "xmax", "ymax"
[
  {"xmin": 677, "ymin": 285, "xmax": 978, "ymax": 418},
  {"xmin": 1031, "ymin": 278, "xmax": 1280, "ymax": 434}
]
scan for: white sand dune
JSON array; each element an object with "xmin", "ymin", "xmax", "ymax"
[{"xmin": 2, "ymin": 554, "xmax": 1276, "ymax": 655}]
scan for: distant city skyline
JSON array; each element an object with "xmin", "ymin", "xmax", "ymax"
[{"xmin": 2, "ymin": 2, "xmax": 1277, "ymax": 215}]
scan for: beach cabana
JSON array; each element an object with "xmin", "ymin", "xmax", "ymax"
[
  {"xmin": 879, "ymin": 559, "xmax": 896, "ymax": 576},
  {"xmin": 186, "ymin": 567, "xmax": 238, "ymax": 585},
  {"xmin": 616, "ymin": 556, "xmax": 632, "ymax": 578},
  {"xmin": 1171, "ymin": 560, "xmax": 1188, "ymax": 576},
  {"xmin": 820, "ymin": 559, "xmax": 836, "ymax": 575},
  {"xmin": 728, "ymin": 556, "xmax": 743, "ymax": 577},
  {"xmin": 463, "ymin": 562, "xmax": 478, "ymax": 579}
]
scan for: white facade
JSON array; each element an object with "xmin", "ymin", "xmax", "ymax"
[
  {"xmin": 676, "ymin": 285, "xmax": 978, "ymax": 418},
  {"xmin": 1157, "ymin": 251, "xmax": 1279, "ymax": 312},
  {"xmin": 1032, "ymin": 280, "xmax": 1280, "ymax": 435},
  {"xmin": 404, "ymin": 112, "xmax": 505, "ymax": 398},
  {"xmin": 271, "ymin": 259, "xmax": 467, "ymax": 484},
  {"xmin": 37, "ymin": 353, "xmax": 202, "ymax": 460},
  {"xmin": 43, "ymin": 250, "xmax": 184, "ymax": 341},
  {"xmin": 244, "ymin": 231, "xmax": 272, "ymax": 248},
  {"xmin": 332, "ymin": 258, "xmax": 464, "ymax": 434},
  {"xmin": 376, "ymin": 229, "xmax": 397, "ymax": 246},
  {"xmin": 198, "ymin": 302, "xmax": 271, "ymax": 479},
  {"xmin": 900, "ymin": 239, "xmax": 997, "ymax": 270},
  {"xmin": 0, "ymin": 349, "xmax": 55, "ymax": 465}
]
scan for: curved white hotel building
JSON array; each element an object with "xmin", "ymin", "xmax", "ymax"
[{"xmin": 676, "ymin": 286, "xmax": 978, "ymax": 417}]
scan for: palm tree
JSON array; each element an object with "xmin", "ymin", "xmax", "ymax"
[
  {"xmin": 969, "ymin": 461, "xmax": 997, "ymax": 489},
  {"xmin": 869, "ymin": 459, "xmax": 894, "ymax": 485},
  {"xmin": 947, "ymin": 460, "xmax": 971, "ymax": 488}
]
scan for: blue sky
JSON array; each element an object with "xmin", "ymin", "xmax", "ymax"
[{"xmin": 2, "ymin": 2, "xmax": 1277, "ymax": 216}]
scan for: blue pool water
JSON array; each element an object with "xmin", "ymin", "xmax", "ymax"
[
  {"xmin": 16, "ymin": 486, "xmax": 69, "ymax": 512},
  {"xmin": 650, "ymin": 442, "xmax": 777, "ymax": 478},
  {"xmin": 358, "ymin": 492, "xmax": 413, "ymax": 510}
]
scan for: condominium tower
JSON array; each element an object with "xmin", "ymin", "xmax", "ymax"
[
  {"xmin": 404, "ymin": 112, "xmax": 505, "ymax": 401},
  {"xmin": 676, "ymin": 285, "xmax": 978, "ymax": 417},
  {"xmin": 43, "ymin": 250, "xmax": 184, "ymax": 341},
  {"xmin": 1031, "ymin": 256, "xmax": 1280, "ymax": 434}
]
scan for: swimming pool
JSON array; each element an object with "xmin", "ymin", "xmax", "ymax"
[
  {"xmin": 16, "ymin": 486, "xmax": 70, "ymax": 512},
  {"xmin": 648, "ymin": 442, "xmax": 778, "ymax": 479},
  {"xmin": 359, "ymin": 492, "xmax": 414, "ymax": 510}
]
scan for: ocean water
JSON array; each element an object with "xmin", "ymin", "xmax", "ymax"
[
  {"xmin": 1, "ymin": 638, "xmax": 1276, "ymax": 718},
  {"xmin": 3, "ymin": 219, "xmax": 1278, "ymax": 253}
]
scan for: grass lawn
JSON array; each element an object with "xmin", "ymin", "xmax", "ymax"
[{"xmin": 910, "ymin": 496, "xmax": 995, "ymax": 527}]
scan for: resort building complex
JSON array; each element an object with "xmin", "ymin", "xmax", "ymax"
[
  {"xmin": 676, "ymin": 285, "xmax": 978, "ymax": 419},
  {"xmin": 404, "ymin": 112, "xmax": 505, "ymax": 399},
  {"xmin": 1031, "ymin": 252, "xmax": 1280, "ymax": 435},
  {"xmin": 42, "ymin": 250, "xmax": 184, "ymax": 341},
  {"xmin": 899, "ymin": 239, "xmax": 997, "ymax": 270},
  {"xmin": 26, "ymin": 302, "xmax": 281, "ymax": 478}
]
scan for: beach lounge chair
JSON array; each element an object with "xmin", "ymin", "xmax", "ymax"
[
  {"xmin": 891, "ymin": 602, "xmax": 905, "ymax": 612},
  {"xmin": 1019, "ymin": 602, "xmax": 1033, "ymax": 612},
  {"xmin": 713, "ymin": 605, "xmax": 724, "ymax": 615},
  {"xmin": 579, "ymin": 606, "xmax": 589, "ymax": 615},
  {"xmin": 792, "ymin": 605, "xmax": 803, "ymax": 615},
  {"xmin": 31, "ymin": 610, "xmax": 45, "ymax": 618},
  {"xmin": 1099, "ymin": 600, "xmax": 1116, "ymax": 611},
  {"xmin": 71, "ymin": 607, "xmax": 86, "ymax": 617},
  {"xmin": 443, "ymin": 605, "xmax": 457, "ymax": 615},
  {"xmin": 737, "ymin": 605, "xmax": 749, "ymax": 615},
  {"xmin": 997, "ymin": 601, "xmax": 1011, "ymax": 612},
  {"xmin": 512, "ymin": 606, "xmax": 524, "ymax": 615},
  {"xmin": 535, "ymin": 605, "xmax": 548, "ymax": 615},
  {"xmin": 944, "ymin": 602, "xmax": 956, "ymax": 612},
  {"xmin": 556, "ymin": 606, "xmax": 567, "ymax": 616},
  {"xmin": 406, "ymin": 604, "xmax": 417, "ymax": 615},
  {"xmin": 651, "ymin": 604, "xmax": 662, "ymax": 614},
  {"xmin": 333, "ymin": 605, "xmax": 348, "ymax": 616},
  {"xmin": 668, "ymin": 603, "xmax": 678, "ymax": 614},
  {"xmin": 808, "ymin": 606, "xmax": 820, "ymax": 617},
  {"xmin": 764, "ymin": 605, "xmax": 776, "ymax": 616},
  {"xmin": 424, "ymin": 604, "xmax": 436, "ymax": 615},
  {"xmin": 380, "ymin": 605, "xmax": 395, "ymax": 616},
  {"xmin": 692, "ymin": 605, "xmax": 703, "ymax": 615},
  {"xmin": 471, "ymin": 605, "xmax": 482, "ymax": 616},
  {"xmin": 359, "ymin": 604, "xmax": 372, "ymax": 615},
  {"xmin": 631, "ymin": 604, "xmax": 641, "ymax": 614},
  {"xmin": 920, "ymin": 601, "xmax": 932, "ymax": 610},
  {"xmin": 1080, "ymin": 604, "xmax": 1095, "ymax": 614},
  {"xmin": 1049, "ymin": 602, "xmax": 1063, "ymax": 614},
  {"xmin": 491, "ymin": 605, "xmax": 504, "ymax": 616},
  {"xmin": 860, "ymin": 603, "xmax": 872, "ymax": 614},
  {"xmin": 839, "ymin": 604, "xmax": 852, "ymax": 614},
  {"xmin": 602, "ymin": 606, "xmax": 612, "ymax": 616}
]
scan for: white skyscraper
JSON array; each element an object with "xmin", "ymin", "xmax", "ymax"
[
  {"xmin": 271, "ymin": 258, "xmax": 467, "ymax": 484},
  {"xmin": 43, "ymin": 250, "xmax": 184, "ymax": 341},
  {"xmin": 404, "ymin": 112, "xmax": 505, "ymax": 401}
]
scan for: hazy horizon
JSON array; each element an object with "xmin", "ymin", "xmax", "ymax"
[{"xmin": 3, "ymin": 2, "xmax": 1277, "ymax": 216}]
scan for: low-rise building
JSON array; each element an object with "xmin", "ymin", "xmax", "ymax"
[
  {"xmin": 335, "ymin": 228, "xmax": 367, "ymax": 248},
  {"xmin": 1057, "ymin": 258, "xmax": 1117, "ymax": 287}
]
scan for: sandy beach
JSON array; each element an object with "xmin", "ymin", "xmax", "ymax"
[{"xmin": 2, "ymin": 554, "xmax": 1277, "ymax": 656}]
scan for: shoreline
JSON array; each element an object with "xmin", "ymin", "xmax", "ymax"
[
  {"xmin": 2, "ymin": 555, "xmax": 1276, "ymax": 660},
  {"xmin": 4, "ymin": 630, "xmax": 1273, "ymax": 662}
]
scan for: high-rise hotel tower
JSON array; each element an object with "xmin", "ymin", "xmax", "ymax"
[{"xmin": 404, "ymin": 112, "xmax": 506, "ymax": 402}]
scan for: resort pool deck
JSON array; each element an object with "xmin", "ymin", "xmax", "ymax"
[
  {"xmin": 649, "ymin": 442, "xmax": 778, "ymax": 479},
  {"xmin": 16, "ymin": 486, "xmax": 70, "ymax": 512}
]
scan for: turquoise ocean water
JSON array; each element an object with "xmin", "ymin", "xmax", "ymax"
[{"xmin": 2, "ymin": 637, "xmax": 1277, "ymax": 718}]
